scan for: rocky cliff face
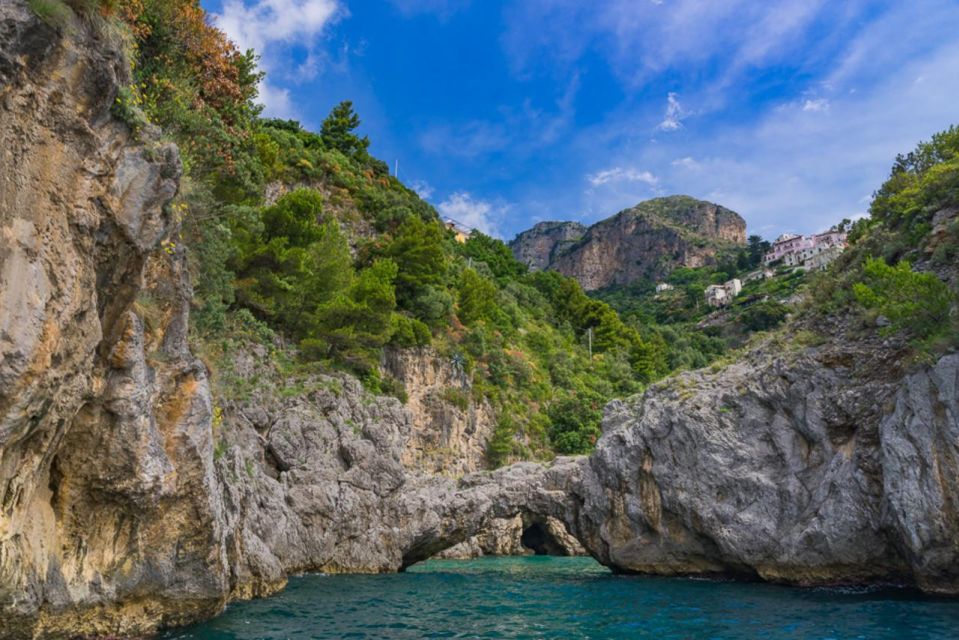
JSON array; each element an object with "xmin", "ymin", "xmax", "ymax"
[
  {"xmin": 0, "ymin": 7, "xmax": 576, "ymax": 637},
  {"xmin": 509, "ymin": 221, "xmax": 587, "ymax": 272},
  {"xmin": 382, "ymin": 348, "xmax": 496, "ymax": 476},
  {"xmin": 568, "ymin": 335, "xmax": 959, "ymax": 592},
  {"xmin": 510, "ymin": 196, "xmax": 746, "ymax": 290}
]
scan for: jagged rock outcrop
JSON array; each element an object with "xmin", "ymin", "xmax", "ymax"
[
  {"xmin": 214, "ymin": 346, "xmax": 581, "ymax": 592},
  {"xmin": 0, "ymin": 4, "xmax": 224, "ymax": 637},
  {"xmin": 438, "ymin": 514, "xmax": 585, "ymax": 558},
  {"xmin": 509, "ymin": 221, "xmax": 587, "ymax": 271},
  {"xmin": 510, "ymin": 196, "xmax": 746, "ymax": 290},
  {"xmin": 382, "ymin": 348, "xmax": 496, "ymax": 476},
  {"xmin": 569, "ymin": 337, "xmax": 959, "ymax": 591}
]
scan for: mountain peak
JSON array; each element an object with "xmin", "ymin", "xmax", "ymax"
[{"xmin": 510, "ymin": 195, "xmax": 746, "ymax": 290}]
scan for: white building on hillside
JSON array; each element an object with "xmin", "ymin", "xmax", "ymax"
[
  {"xmin": 655, "ymin": 283, "xmax": 674, "ymax": 293},
  {"xmin": 764, "ymin": 228, "xmax": 848, "ymax": 269},
  {"xmin": 705, "ymin": 278, "xmax": 742, "ymax": 308}
]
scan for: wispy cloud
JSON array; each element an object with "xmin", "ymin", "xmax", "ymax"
[
  {"xmin": 587, "ymin": 167, "xmax": 659, "ymax": 187},
  {"xmin": 437, "ymin": 192, "xmax": 509, "ymax": 237},
  {"xmin": 802, "ymin": 98, "xmax": 830, "ymax": 112},
  {"xmin": 658, "ymin": 92, "xmax": 685, "ymax": 131},
  {"xmin": 409, "ymin": 180, "xmax": 435, "ymax": 200},
  {"xmin": 671, "ymin": 156, "xmax": 701, "ymax": 170}
]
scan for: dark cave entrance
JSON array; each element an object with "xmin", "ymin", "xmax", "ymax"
[{"xmin": 520, "ymin": 520, "xmax": 569, "ymax": 556}]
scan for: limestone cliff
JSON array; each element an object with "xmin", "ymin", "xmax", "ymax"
[
  {"xmin": 510, "ymin": 196, "xmax": 746, "ymax": 290},
  {"xmin": 568, "ymin": 335, "xmax": 959, "ymax": 592},
  {"xmin": 0, "ymin": 6, "xmax": 573, "ymax": 637},
  {"xmin": 508, "ymin": 221, "xmax": 587, "ymax": 272},
  {"xmin": 382, "ymin": 348, "xmax": 496, "ymax": 477}
]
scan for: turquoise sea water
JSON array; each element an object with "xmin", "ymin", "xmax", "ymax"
[{"xmin": 161, "ymin": 557, "xmax": 959, "ymax": 639}]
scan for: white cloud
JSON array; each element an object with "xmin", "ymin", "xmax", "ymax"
[
  {"xmin": 257, "ymin": 81, "xmax": 296, "ymax": 119},
  {"xmin": 410, "ymin": 180, "xmax": 435, "ymax": 200},
  {"xmin": 212, "ymin": 0, "xmax": 343, "ymax": 117},
  {"xmin": 671, "ymin": 156, "xmax": 701, "ymax": 170},
  {"xmin": 587, "ymin": 167, "xmax": 659, "ymax": 187},
  {"xmin": 437, "ymin": 192, "xmax": 508, "ymax": 237},
  {"xmin": 802, "ymin": 98, "xmax": 830, "ymax": 112},
  {"xmin": 213, "ymin": 0, "xmax": 341, "ymax": 55},
  {"xmin": 658, "ymin": 92, "xmax": 685, "ymax": 131}
]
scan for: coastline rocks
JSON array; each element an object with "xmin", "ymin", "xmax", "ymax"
[
  {"xmin": 570, "ymin": 341, "xmax": 959, "ymax": 592},
  {"xmin": 436, "ymin": 515, "xmax": 586, "ymax": 559}
]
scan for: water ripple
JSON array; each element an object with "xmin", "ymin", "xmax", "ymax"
[{"xmin": 162, "ymin": 557, "xmax": 959, "ymax": 639}]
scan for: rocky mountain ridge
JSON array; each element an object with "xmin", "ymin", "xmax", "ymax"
[{"xmin": 510, "ymin": 196, "xmax": 747, "ymax": 290}]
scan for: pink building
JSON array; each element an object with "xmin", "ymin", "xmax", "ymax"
[{"xmin": 763, "ymin": 229, "xmax": 847, "ymax": 266}]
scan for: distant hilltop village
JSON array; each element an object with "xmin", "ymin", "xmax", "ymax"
[
  {"xmin": 763, "ymin": 228, "xmax": 848, "ymax": 271},
  {"xmin": 654, "ymin": 226, "xmax": 850, "ymax": 309}
]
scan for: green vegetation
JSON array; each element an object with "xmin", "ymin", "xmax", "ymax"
[
  {"xmin": 809, "ymin": 126, "xmax": 959, "ymax": 354},
  {"xmin": 103, "ymin": 1, "xmax": 669, "ymax": 464},
  {"xmin": 853, "ymin": 258, "xmax": 952, "ymax": 340},
  {"xmin": 84, "ymin": 0, "xmax": 958, "ymax": 465},
  {"xmin": 28, "ymin": 0, "xmax": 74, "ymax": 29}
]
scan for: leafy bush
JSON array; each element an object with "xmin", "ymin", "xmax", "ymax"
[
  {"xmin": 739, "ymin": 300, "xmax": 789, "ymax": 332},
  {"xmin": 852, "ymin": 258, "xmax": 952, "ymax": 340},
  {"xmin": 547, "ymin": 392, "xmax": 603, "ymax": 455}
]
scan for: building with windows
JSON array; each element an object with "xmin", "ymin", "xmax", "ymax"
[
  {"xmin": 764, "ymin": 228, "xmax": 848, "ymax": 268},
  {"xmin": 705, "ymin": 278, "xmax": 742, "ymax": 308}
]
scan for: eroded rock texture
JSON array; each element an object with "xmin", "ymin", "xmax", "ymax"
[
  {"xmin": 510, "ymin": 196, "xmax": 746, "ymax": 290},
  {"xmin": 570, "ymin": 342, "xmax": 959, "ymax": 592}
]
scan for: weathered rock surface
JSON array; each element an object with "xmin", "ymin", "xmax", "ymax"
[
  {"xmin": 509, "ymin": 221, "xmax": 587, "ymax": 272},
  {"xmin": 510, "ymin": 196, "xmax": 746, "ymax": 290},
  {"xmin": 214, "ymin": 347, "xmax": 582, "ymax": 593},
  {"xmin": 382, "ymin": 347, "xmax": 497, "ymax": 476},
  {"xmin": 569, "ymin": 338, "xmax": 959, "ymax": 592},
  {"xmin": 437, "ymin": 514, "xmax": 586, "ymax": 558}
]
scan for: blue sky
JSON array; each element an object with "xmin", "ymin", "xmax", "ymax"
[{"xmin": 202, "ymin": 0, "xmax": 959, "ymax": 241}]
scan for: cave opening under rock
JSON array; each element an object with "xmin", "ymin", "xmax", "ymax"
[{"xmin": 520, "ymin": 521, "xmax": 569, "ymax": 556}]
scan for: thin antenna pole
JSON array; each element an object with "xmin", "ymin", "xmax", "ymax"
[
  {"xmin": 394, "ymin": 159, "xmax": 399, "ymax": 179},
  {"xmin": 587, "ymin": 327, "xmax": 593, "ymax": 359}
]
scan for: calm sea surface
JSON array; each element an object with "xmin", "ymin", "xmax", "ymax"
[{"xmin": 161, "ymin": 556, "xmax": 959, "ymax": 639}]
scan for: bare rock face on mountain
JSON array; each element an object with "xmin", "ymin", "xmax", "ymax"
[
  {"xmin": 509, "ymin": 221, "xmax": 587, "ymax": 271},
  {"xmin": 510, "ymin": 196, "xmax": 746, "ymax": 290},
  {"xmin": 569, "ymin": 336, "xmax": 959, "ymax": 592}
]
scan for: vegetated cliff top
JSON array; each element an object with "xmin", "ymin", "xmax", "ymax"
[{"xmin": 510, "ymin": 195, "xmax": 747, "ymax": 290}]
